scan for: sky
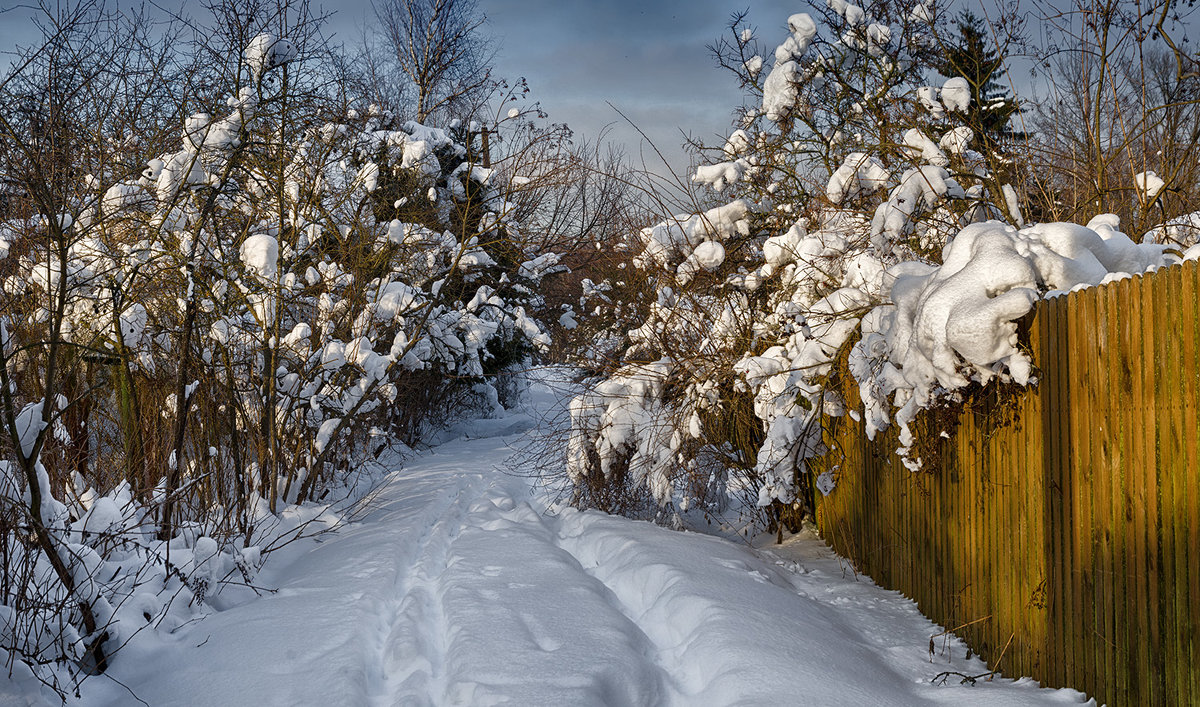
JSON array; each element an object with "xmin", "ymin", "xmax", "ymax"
[
  {"xmin": 318, "ymin": 0, "xmax": 800, "ymax": 174},
  {"xmin": 476, "ymin": 0, "xmax": 798, "ymax": 174},
  {"xmin": 4, "ymin": 0, "xmax": 1198, "ymax": 175},
  {"xmin": 0, "ymin": 0, "xmax": 797, "ymax": 175},
  {"xmin": 0, "ymin": 0, "xmax": 1077, "ymax": 175}
]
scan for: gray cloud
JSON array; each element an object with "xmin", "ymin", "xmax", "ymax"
[{"xmin": 481, "ymin": 0, "xmax": 798, "ymax": 170}]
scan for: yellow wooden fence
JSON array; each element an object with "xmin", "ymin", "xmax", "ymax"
[{"xmin": 815, "ymin": 260, "xmax": 1200, "ymax": 706}]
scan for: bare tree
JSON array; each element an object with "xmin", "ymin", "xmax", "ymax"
[
  {"xmin": 372, "ymin": 0, "xmax": 493, "ymax": 124},
  {"xmin": 1024, "ymin": 0, "xmax": 1200, "ymax": 235}
]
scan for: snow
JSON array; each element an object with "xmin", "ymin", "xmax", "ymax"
[
  {"xmin": 941, "ymin": 77, "xmax": 971, "ymax": 113},
  {"xmin": 826, "ymin": 153, "xmax": 890, "ymax": 203},
  {"xmin": 692, "ymin": 240, "xmax": 726, "ymax": 270},
  {"xmin": 828, "ymin": 0, "xmax": 866, "ymax": 26},
  {"xmin": 358, "ymin": 161, "xmax": 380, "ymax": 192},
  {"xmin": 910, "ymin": 0, "xmax": 935, "ymax": 23},
  {"xmin": 51, "ymin": 372, "xmax": 1090, "ymax": 707},
  {"xmin": 244, "ymin": 33, "xmax": 298, "ymax": 78},
  {"xmin": 1135, "ymin": 170, "xmax": 1165, "ymax": 201},
  {"xmin": 872, "ymin": 165, "xmax": 965, "ymax": 246},
  {"xmin": 761, "ymin": 14, "xmax": 817, "ymax": 123},
  {"xmin": 637, "ymin": 200, "xmax": 750, "ymax": 269},
  {"xmin": 917, "ymin": 86, "xmax": 945, "ymax": 119},
  {"xmin": 678, "ymin": 240, "xmax": 727, "ymax": 283},
  {"xmin": 939, "ymin": 126, "xmax": 974, "ymax": 156},
  {"xmin": 723, "ymin": 129, "xmax": 752, "ymax": 158},
  {"xmin": 762, "ymin": 58, "xmax": 801, "ymax": 123},
  {"xmin": 239, "ymin": 233, "xmax": 278, "ymax": 281},
  {"xmin": 852, "ymin": 218, "xmax": 1166, "ymax": 462},
  {"xmin": 14, "ymin": 400, "xmax": 45, "ymax": 458},
  {"xmin": 903, "ymin": 128, "xmax": 949, "ymax": 167},
  {"xmin": 787, "ymin": 13, "xmax": 818, "ymax": 42},
  {"xmin": 693, "ymin": 160, "xmax": 746, "ymax": 192},
  {"xmin": 743, "ymin": 55, "xmax": 764, "ymax": 78},
  {"xmin": 118, "ymin": 303, "xmax": 147, "ymax": 347},
  {"xmin": 1145, "ymin": 209, "xmax": 1200, "ymax": 248}
]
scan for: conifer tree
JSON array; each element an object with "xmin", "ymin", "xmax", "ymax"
[{"xmin": 935, "ymin": 10, "xmax": 1019, "ymax": 153}]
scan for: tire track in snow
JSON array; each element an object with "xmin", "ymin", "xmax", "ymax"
[
  {"xmin": 546, "ymin": 511, "xmax": 685, "ymax": 707},
  {"xmin": 430, "ymin": 488, "xmax": 676, "ymax": 706},
  {"xmin": 367, "ymin": 473, "xmax": 482, "ymax": 707}
]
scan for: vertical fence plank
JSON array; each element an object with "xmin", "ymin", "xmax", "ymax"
[
  {"xmin": 1155, "ymin": 268, "xmax": 1174, "ymax": 706},
  {"xmin": 1142, "ymin": 271, "xmax": 1166, "ymax": 705},
  {"xmin": 1032, "ymin": 304, "xmax": 1052, "ymax": 680},
  {"xmin": 970, "ymin": 402, "xmax": 984, "ymax": 654},
  {"xmin": 1105, "ymin": 282, "xmax": 1128, "ymax": 705},
  {"xmin": 1161, "ymin": 266, "xmax": 1180, "ymax": 705},
  {"xmin": 1100, "ymin": 283, "xmax": 1117, "ymax": 704},
  {"xmin": 1090, "ymin": 286, "xmax": 1106, "ymax": 700},
  {"xmin": 1128, "ymin": 272, "xmax": 1156, "ymax": 705},
  {"xmin": 1044, "ymin": 296, "xmax": 1060, "ymax": 686},
  {"xmin": 1183, "ymin": 262, "xmax": 1200, "ymax": 706},
  {"xmin": 1115, "ymin": 277, "xmax": 1138, "ymax": 702},
  {"xmin": 1058, "ymin": 292, "xmax": 1074, "ymax": 689},
  {"xmin": 1154, "ymin": 267, "xmax": 1178, "ymax": 706},
  {"xmin": 1075, "ymin": 286, "xmax": 1094, "ymax": 691},
  {"xmin": 1050, "ymin": 293, "xmax": 1069, "ymax": 689},
  {"xmin": 983, "ymin": 392, "xmax": 995, "ymax": 662},
  {"xmin": 1082, "ymin": 287, "xmax": 1101, "ymax": 698},
  {"xmin": 1012, "ymin": 368, "xmax": 1025, "ymax": 675},
  {"xmin": 1117, "ymin": 276, "xmax": 1141, "ymax": 702}
]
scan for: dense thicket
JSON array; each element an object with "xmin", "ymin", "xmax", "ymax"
[{"xmin": 0, "ymin": 0, "xmax": 598, "ymax": 693}]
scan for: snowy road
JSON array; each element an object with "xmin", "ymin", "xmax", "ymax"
[{"xmin": 76, "ymin": 379, "xmax": 1091, "ymax": 707}]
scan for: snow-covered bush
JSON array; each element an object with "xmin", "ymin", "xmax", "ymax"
[
  {"xmin": 568, "ymin": 2, "xmax": 995, "ymax": 527},
  {"xmin": 565, "ymin": 3, "xmax": 1175, "ymax": 532},
  {"xmin": 0, "ymin": 3, "xmax": 555, "ymax": 691}
]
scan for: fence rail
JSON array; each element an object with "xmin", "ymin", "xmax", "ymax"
[{"xmin": 815, "ymin": 259, "xmax": 1200, "ymax": 706}]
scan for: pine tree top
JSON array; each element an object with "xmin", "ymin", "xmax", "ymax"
[{"xmin": 935, "ymin": 9, "xmax": 1020, "ymax": 147}]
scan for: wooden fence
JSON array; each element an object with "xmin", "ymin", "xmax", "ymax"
[{"xmin": 814, "ymin": 260, "xmax": 1200, "ymax": 706}]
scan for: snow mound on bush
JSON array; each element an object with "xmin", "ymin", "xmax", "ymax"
[
  {"xmin": 941, "ymin": 77, "xmax": 971, "ymax": 112},
  {"xmin": 853, "ymin": 217, "xmax": 1167, "ymax": 465}
]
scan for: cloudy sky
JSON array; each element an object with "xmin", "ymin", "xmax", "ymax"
[
  {"xmin": 478, "ymin": 0, "xmax": 797, "ymax": 172},
  {"xmin": 323, "ymin": 0, "xmax": 798, "ymax": 172},
  {"xmin": 0, "ymin": 0, "xmax": 797, "ymax": 170}
]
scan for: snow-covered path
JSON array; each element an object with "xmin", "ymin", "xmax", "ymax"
[{"xmin": 77, "ymin": 378, "xmax": 1091, "ymax": 707}]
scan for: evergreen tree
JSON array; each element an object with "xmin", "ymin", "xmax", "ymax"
[{"xmin": 936, "ymin": 10, "xmax": 1020, "ymax": 153}]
